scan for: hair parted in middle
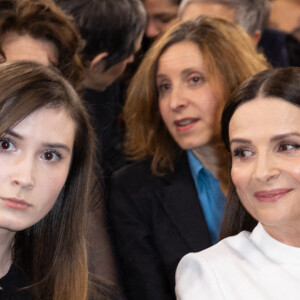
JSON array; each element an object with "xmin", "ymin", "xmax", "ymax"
[
  {"xmin": 124, "ymin": 16, "xmax": 269, "ymax": 176},
  {"xmin": 220, "ymin": 67, "xmax": 300, "ymax": 241},
  {"xmin": 0, "ymin": 60, "xmax": 96, "ymax": 300}
]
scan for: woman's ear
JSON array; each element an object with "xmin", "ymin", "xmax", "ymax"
[
  {"xmin": 89, "ymin": 52, "xmax": 109, "ymax": 73},
  {"xmin": 251, "ymin": 30, "xmax": 262, "ymax": 45}
]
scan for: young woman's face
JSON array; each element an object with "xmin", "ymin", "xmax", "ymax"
[
  {"xmin": 229, "ymin": 97, "xmax": 300, "ymax": 237},
  {"xmin": 157, "ymin": 41, "xmax": 221, "ymax": 151},
  {"xmin": 0, "ymin": 107, "xmax": 75, "ymax": 233}
]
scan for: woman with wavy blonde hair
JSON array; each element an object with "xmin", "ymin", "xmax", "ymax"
[{"xmin": 109, "ymin": 16, "xmax": 269, "ymax": 300}]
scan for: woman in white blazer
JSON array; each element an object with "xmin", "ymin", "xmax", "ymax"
[{"xmin": 176, "ymin": 67, "xmax": 300, "ymax": 300}]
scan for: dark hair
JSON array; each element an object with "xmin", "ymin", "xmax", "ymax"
[
  {"xmin": 0, "ymin": 61, "xmax": 96, "ymax": 299},
  {"xmin": 56, "ymin": 0, "xmax": 146, "ymax": 70},
  {"xmin": 0, "ymin": 0, "xmax": 83, "ymax": 86},
  {"xmin": 220, "ymin": 67, "xmax": 300, "ymax": 239}
]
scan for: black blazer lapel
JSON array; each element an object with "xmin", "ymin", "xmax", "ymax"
[{"xmin": 157, "ymin": 152, "xmax": 212, "ymax": 251}]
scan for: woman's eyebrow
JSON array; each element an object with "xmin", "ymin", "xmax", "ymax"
[
  {"xmin": 270, "ymin": 132, "xmax": 300, "ymax": 142},
  {"xmin": 230, "ymin": 138, "xmax": 251, "ymax": 146},
  {"xmin": 41, "ymin": 143, "xmax": 71, "ymax": 153},
  {"xmin": 5, "ymin": 129, "xmax": 23, "ymax": 139},
  {"xmin": 5, "ymin": 130, "xmax": 71, "ymax": 153}
]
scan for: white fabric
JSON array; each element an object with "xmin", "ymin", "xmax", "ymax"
[{"xmin": 176, "ymin": 223, "xmax": 300, "ymax": 300}]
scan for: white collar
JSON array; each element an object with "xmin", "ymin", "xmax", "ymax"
[{"xmin": 250, "ymin": 223, "xmax": 300, "ymax": 264}]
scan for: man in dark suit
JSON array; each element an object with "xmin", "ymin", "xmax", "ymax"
[{"xmin": 55, "ymin": 0, "xmax": 146, "ymax": 177}]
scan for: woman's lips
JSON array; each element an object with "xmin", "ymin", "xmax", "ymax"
[
  {"xmin": 1, "ymin": 197, "xmax": 31, "ymax": 210},
  {"xmin": 254, "ymin": 189, "xmax": 293, "ymax": 202},
  {"xmin": 174, "ymin": 118, "xmax": 198, "ymax": 132}
]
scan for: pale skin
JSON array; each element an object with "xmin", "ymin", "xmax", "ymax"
[
  {"xmin": 181, "ymin": 2, "xmax": 235, "ymax": 24},
  {"xmin": 0, "ymin": 107, "xmax": 75, "ymax": 277},
  {"xmin": 83, "ymin": 31, "xmax": 144, "ymax": 91},
  {"xmin": 179, "ymin": 2, "xmax": 261, "ymax": 44},
  {"xmin": 143, "ymin": 0, "xmax": 179, "ymax": 38},
  {"xmin": 156, "ymin": 41, "xmax": 227, "ymax": 193},
  {"xmin": 230, "ymin": 97, "xmax": 300, "ymax": 247},
  {"xmin": 1, "ymin": 32, "xmax": 58, "ymax": 66}
]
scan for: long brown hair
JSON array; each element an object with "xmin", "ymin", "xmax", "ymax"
[
  {"xmin": 0, "ymin": 61, "xmax": 95, "ymax": 299},
  {"xmin": 220, "ymin": 67, "xmax": 300, "ymax": 240},
  {"xmin": 124, "ymin": 16, "xmax": 269, "ymax": 176}
]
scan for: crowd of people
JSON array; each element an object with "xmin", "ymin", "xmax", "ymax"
[{"xmin": 0, "ymin": 0, "xmax": 299, "ymax": 299}]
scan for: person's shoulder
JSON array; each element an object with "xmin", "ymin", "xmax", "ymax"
[
  {"xmin": 109, "ymin": 158, "xmax": 162, "ymax": 197},
  {"xmin": 176, "ymin": 232, "xmax": 252, "ymax": 298},
  {"xmin": 112, "ymin": 159, "xmax": 153, "ymax": 182},
  {"xmin": 179, "ymin": 230, "xmax": 252, "ymax": 267}
]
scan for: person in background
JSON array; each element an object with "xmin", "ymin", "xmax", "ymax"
[
  {"xmin": 54, "ymin": 0, "xmax": 146, "ymax": 288},
  {"xmin": 178, "ymin": 0, "xmax": 269, "ymax": 43},
  {"xmin": 268, "ymin": 0, "xmax": 300, "ymax": 67},
  {"xmin": 143, "ymin": 0, "xmax": 181, "ymax": 39},
  {"xmin": 178, "ymin": 0, "xmax": 291, "ymax": 67},
  {"xmin": 129, "ymin": 0, "xmax": 181, "ymax": 77},
  {"xmin": 55, "ymin": 0, "xmax": 146, "ymax": 178},
  {"xmin": 269, "ymin": 0, "xmax": 300, "ymax": 33},
  {"xmin": 0, "ymin": 0, "xmax": 83, "ymax": 87},
  {"xmin": 0, "ymin": 61, "xmax": 120, "ymax": 300},
  {"xmin": 176, "ymin": 66, "xmax": 300, "ymax": 300},
  {"xmin": 109, "ymin": 16, "xmax": 269, "ymax": 300}
]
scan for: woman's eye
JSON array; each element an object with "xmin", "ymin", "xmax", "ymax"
[
  {"xmin": 41, "ymin": 150, "xmax": 62, "ymax": 162},
  {"xmin": 278, "ymin": 143, "xmax": 300, "ymax": 152},
  {"xmin": 157, "ymin": 83, "xmax": 171, "ymax": 94},
  {"xmin": 0, "ymin": 138, "xmax": 15, "ymax": 152},
  {"xmin": 233, "ymin": 148, "xmax": 252, "ymax": 158},
  {"xmin": 190, "ymin": 76, "xmax": 200, "ymax": 83},
  {"xmin": 188, "ymin": 75, "xmax": 204, "ymax": 86}
]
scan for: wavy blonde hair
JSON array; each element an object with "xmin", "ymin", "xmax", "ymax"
[{"xmin": 124, "ymin": 16, "xmax": 269, "ymax": 175}]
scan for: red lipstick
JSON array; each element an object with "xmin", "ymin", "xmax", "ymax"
[
  {"xmin": 1, "ymin": 197, "xmax": 31, "ymax": 210},
  {"xmin": 254, "ymin": 189, "xmax": 292, "ymax": 203}
]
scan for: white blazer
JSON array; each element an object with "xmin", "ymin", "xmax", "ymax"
[{"xmin": 176, "ymin": 223, "xmax": 300, "ymax": 300}]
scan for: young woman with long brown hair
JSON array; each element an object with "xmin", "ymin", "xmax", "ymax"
[{"xmin": 0, "ymin": 61, "xmax": 120, "ymax": 300}]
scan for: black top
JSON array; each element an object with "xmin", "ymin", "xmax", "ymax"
[
  {"xmin": 0, "ymin": 265, "xmax": 32, "ymax": 300},
  {"xmin": 109, "ymin": 153, "xmax": 212, "ymax": 300},
  {"xmin": 83, "ymin": 83, "xmax": 126, "ymax": 179}
]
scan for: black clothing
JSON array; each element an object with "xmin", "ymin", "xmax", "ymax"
[
  {"xmin": 108, "ymin": 153, "xmax": 212, "ymax": 300},
  {"xmin": 83, "ymin": 83, "xmax": 126, "ymax": 179},
  {"xmin": 259, "ymin": 27, "xmax": 300, "ymax": 67},
  {"xmin": 0, "ymin": 265, "xmax": 31, "ymax": 300},
  {"xmin": 259, "ymin": 28, "xmax": 290, "ymax": 67},
  {"xmin": 286, "ymin": 33, "xmax": 300, "ymax": 67}
]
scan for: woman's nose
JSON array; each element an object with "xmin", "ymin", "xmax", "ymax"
[
  {"xmin": 254, "ymin": 153, "xmax": 280, "ymax": 183},
  {"xmin": 10, "ymin": 154, "xmax": 35, "ymax": 190},
  {"xmin": 169, "ymin": 87, "xmax": 188, "ymax": 111}
]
